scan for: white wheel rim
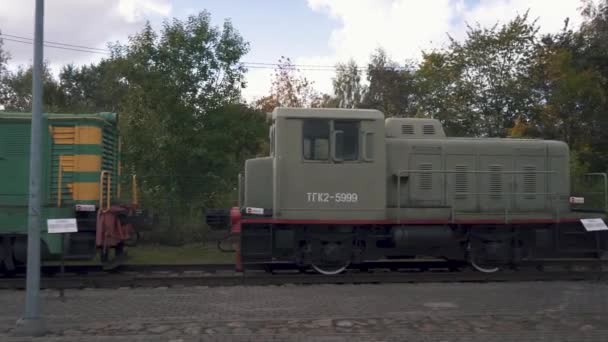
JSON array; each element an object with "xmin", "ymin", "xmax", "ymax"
[
  {"xmin": 470, "ymin": 258, "xmax": 500, "ymax": 273},
  {"xmin": 312, "ymin": 262, "xmax": 350, "ymax": 275},
  {"xmin": 467, "ymin": 241, "xmax": 500, "ymax": 273}
]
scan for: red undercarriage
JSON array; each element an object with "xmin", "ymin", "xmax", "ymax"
[{"xmin": 239, "ymin": 217, "xmax": 582, "ymax": 225}]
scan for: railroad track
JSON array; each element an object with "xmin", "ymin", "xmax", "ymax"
[{"xmin": 1, "ymin": 260, "xmax": 607, "ymax": 290}]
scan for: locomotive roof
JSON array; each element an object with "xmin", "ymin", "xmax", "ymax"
[
  {"xmin": 0, "ymin": 111, "xmax": 117, "ymax": 124},
  {"xmin": 272, "ymin": 107, "xmax": 383, "ymax": 120}
]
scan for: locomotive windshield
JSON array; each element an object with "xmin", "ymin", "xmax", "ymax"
[
  {"xmin": 303, "ymin": 120, "xmax": 330, "ymax": 160},
  {"xmin": 334, "ymin": 121, "xmax": 359, "ymax": 161},
  {"xmin": 302, "ymin": 119, "xmax": 360, "ymax": 162}
]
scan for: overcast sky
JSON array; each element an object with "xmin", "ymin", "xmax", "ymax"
[{"xmin": 0, "ymin": 0, "xmax": 597, "ymax": 102}]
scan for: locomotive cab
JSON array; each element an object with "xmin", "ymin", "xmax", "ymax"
[
  {"xmin": 236, "ymin": 108, "xmax": 387, "ymax": 273},
  {"xmin": 265, "ymin": 108, "xmax": 386, "ymax": 220}
]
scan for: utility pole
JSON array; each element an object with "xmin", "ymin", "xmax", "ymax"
[{"xmin": 15, "ymin": 0, "xmax": 46, "ymax": 336}]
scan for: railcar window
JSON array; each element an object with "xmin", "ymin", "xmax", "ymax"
[
  {"xmin": 334, "ymin": 121, "xmax": 359, "ymax": 161},
  {"xmin": 303, "ymin": 120, "xmax": 330, "ymax": 160}
]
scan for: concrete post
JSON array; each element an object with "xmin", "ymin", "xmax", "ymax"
[{"xmin": 15, "ymin": 0, "xmax": 47, "ymax": 336}]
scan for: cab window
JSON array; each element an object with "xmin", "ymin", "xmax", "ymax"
[
  {"xmin": 303, "ymin": 120, "xmax": 329, "ymax": 161},
  {"xmin": 334, "ymin": 121, "xmax": 359, "ymax": 161}
]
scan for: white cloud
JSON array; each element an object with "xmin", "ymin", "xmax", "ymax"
[
  {"xmin": 307, "ymin": 0, "xmax": 462, "ymax": 64},
  {"xmin": 117, "ymin": 0, "xmax": 172, "ymax": 23},
  {"xmin": 462, "ymin": 0, "xmax": 589, "ymax": 34},
  {"xmin": 0, "ymin": 0, "xmax": 171, "ymax": 69},
  {"xmin": 294, "ymin": 0, "xmax": 592, "ymax": 97},
  {"xmin": 0, "ymin": 0, "xmax": 597, "ymax": 102}
]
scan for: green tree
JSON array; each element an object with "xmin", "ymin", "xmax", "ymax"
[
  {"xmin": 1, "ymin": 63, "xmax": 66, "ymax": 112},
  {"xmin": 0, "ymin": 32, "xmax": 7, "ymax": 71},
  {"xmin": 333, "ymin": 59, "xmax": 363, "ymax": 108},
  {"xmin": 58, "ymin": 60, "xmax": 128, "ymax": 113},
  {"xmin": 579, "ymin": 0, "xmax": 608, "ymax": 170},
  {"xmin": 255, "ymin": 56, "xmax": 321, "ymax": 112},
  {"xmin": 111, "ymin": 12, "xmax": 252, "ymax": 215},
  {"xmin": 361, "ymin": 48, "xmax": 418, "ymax": 117},
  {"xmin": 523, "ymin": 3, "xmax": 608, "ymax": 171},
  {"xmin": 0, "ymin": 33, "xmax": 10, "ymax": 108},
  {"xmin": 446, "ymin": 13, "xmax": 540, "ymax": 137},
  {"xmin": 414, "ymin": 51, "xmax": 473, "ymax": 136},
  {"xmin": 536, "ymin": 48, "xmax": 603, "ymax": 147},
  {"xmin": 318, "ymin": 93, "xmax": 340, "ymax": 108}
]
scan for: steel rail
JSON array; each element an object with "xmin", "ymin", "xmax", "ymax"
[{"xmin": 1, "ymin": 260, "xmax": 606, "ymax": 290}]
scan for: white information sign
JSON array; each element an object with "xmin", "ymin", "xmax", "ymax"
[
  {"xmin": 569, "ymin": 196, "xmax": 585, "ymax": 204},
  {"xmin": 580, "ymin": 218, "xmax": 608, "ymax": 232},
  {"xmin": 245, "ymin": 207, "xmax": 264, "ymax": 215},
  {"xmin": 47, "ymin": 218, "xmax": 78, "ymax": 234}
]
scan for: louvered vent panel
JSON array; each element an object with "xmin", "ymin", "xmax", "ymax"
[
  {"xmin": 523, "ymin": 165, "xmax": 537, "ymax": 199},
  {"xmin": 52, "ymin": 126, "xmax": 76, "ymax": 144},
  {"xmin": 454, "ymin": 165, "xmax": 469, "ymax": 200},
  {"xmin": 422, "ymin": 124, "xmax": 435, "ymax": 135},
  {"xmin": 50, "ymin": 126, "xmax": 76, "ymax": 204},
  {"xmin": 102, "ymin": 126, "xmax": 118, "ymax": 201},
  {"xmin": 4, "ymin": 128, "xmax": 30, "ymax": 155},
  {"xmin": 102, "ymin": 127, "xmax": 117, "ymax": 172},
  {"xmin": 489, "ymin": 165, "xmax": 503, "ymax": 200},
  {"xmin": 401, "ymin": 124, "xmax": 414, "ymax": 135},
  {"xmin": 419, "ymin": 163, "xmax": 433, "ymax": 191}
]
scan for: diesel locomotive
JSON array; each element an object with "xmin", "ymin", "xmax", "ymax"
[{"xmin": 208, "ymin": 107, "xmax": 608, "ymax": 274}]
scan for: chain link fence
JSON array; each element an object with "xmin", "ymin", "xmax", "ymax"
[{"xmin": 118, "ymin": 174, "xmax": 237, "ymax": 246}]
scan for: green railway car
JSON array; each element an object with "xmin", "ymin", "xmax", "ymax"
[{"xmin": 0, "ymin": 112, "xmax": 136, "ymax": 272}]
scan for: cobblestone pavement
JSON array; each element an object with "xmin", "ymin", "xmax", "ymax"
[{"xmin": 0, "ymin": 281, "xmax": 607, "ymax": 341}]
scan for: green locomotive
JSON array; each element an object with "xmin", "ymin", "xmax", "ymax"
[
  {"xmin": 0, "ymin": 112, "xmax": 140, "ymax": 273},
  {"xmin": 208, "ymin": 108, "xmax": 608, "ymax": 274}
]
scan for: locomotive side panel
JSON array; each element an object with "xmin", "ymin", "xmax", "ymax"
[
  {"xmin": 385, "ymin": 118, "xmax": 572, "ymax": 220},
  {"xmin": 445, "ymin": 154, "xmax": 477, "ymax": 212},
  {"xmin": 547, "ymin": 141, "xmax": 571, "ymax": 214},
  {"xmin": 244, "ymin": 157, "xmax": 273, "ymax": 209}
]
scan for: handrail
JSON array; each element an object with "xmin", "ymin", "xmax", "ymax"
[
  {"xmin": 57, "ymin": 159, "xmax": 63, "ymax": 208},
  {"xmin": 131, "ymin": 174, "xmax": 139, "ymax": 207},
  {"xmin": 106, "ymin": 173, "xmax": 111, "ymax": 211},
  {"xmin": 331, "ymin": 130, "xmax": 344, "ymax": 162},
  {"xmin": 361, "ymin": 132, "xmax": 374, "ymax": 162},
  {"xmin": 99, "ymin": 170, "xmax": 111, "ymax": 212},
  {"xmin": 396, "ymin": 169, "xmax": 557, "ymax": 174},
  {"xmin": 117, "ymin": 137, "xmax": 122, "ymax": 198}
]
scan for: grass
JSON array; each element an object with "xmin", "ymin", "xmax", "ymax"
[
  {"xmin": 126, "ymin": 242, "xmax": 234, "ymax": 264},
  {"xmin": 41, "ymin": 242, "xmax": 234, "ymax": 266}
]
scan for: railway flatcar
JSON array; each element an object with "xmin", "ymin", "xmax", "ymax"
[
  {"xmin": 0, "ymin": 112, "xmax": 144, "ymax": 274},
  {"xmin": 207, "ymin": 108, "xmax": 608, "ymax": 274}
]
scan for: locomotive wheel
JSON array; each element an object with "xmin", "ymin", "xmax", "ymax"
[
  {"xmin": 311, "ymin": 240, "xmax": 351, "ymax": 275},
  {"xmin": 312, "ymin": 261, "xmax": 350, "ymax": 275},
  {"xmin": 469, "ymin": 257, "xmax": 500, "ymax": 273},
  {"xmin": 467, "ymin": 241, "xmax": 500, "ymax": 273}
]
